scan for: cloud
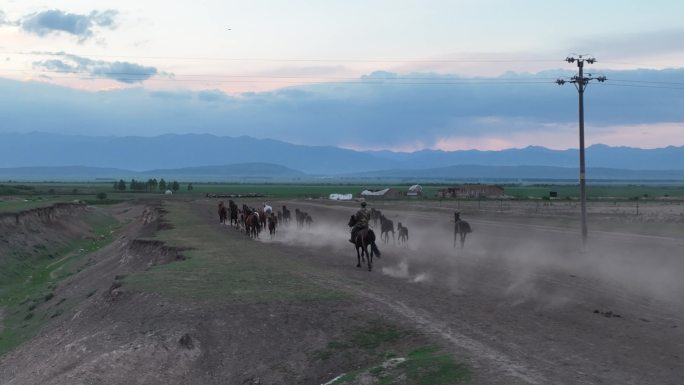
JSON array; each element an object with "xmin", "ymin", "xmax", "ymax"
[
  {"xmin": 32, "ymin": 53, "xmax": 157, "ymax": 84},
  {"xmin": 197, "ymin": 89, "xmax": 230, "ymax": 103},
  {"xmin": 581, "ymin": 28, "xmax": 684, "ymax": 58},
  {"xmin": 1, "ymin": 68, "xmax": 683, "ymax": 150},
  {"xmin": 0, "ymin": 10, "xmax": 18, "ymax": 26},
  {"xmin": 20, "ymin": 9, "xmax": 118, "ymax": 42}
]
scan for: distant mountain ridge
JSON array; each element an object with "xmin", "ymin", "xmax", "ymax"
[
  {"xmin": 2, "ymin": 163, "xmax": 684, "ymax": 182},
  {"xmin": 1, "ymin": 132, "xmax": 683, "ymax": 177}
]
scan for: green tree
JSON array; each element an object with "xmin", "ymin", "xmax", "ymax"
[
  {"xmin": 171, "ymin": 180, "xmax": 180, "ymax": 192},
  {"xmin": 159, "ymin": 178, "xmax": 167, "ymax": 192},
  {"xmin": 96, "ymin": 192, "xmax": 107, "ymax": 200},
  {"xmin": 118, "ymin": 179, "xmax": 126, "ymax": 191},
  {"xmin": 187, "ymin": 183, "xmax": 194, "ymax": 191}
]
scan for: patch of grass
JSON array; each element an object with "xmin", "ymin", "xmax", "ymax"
[
  {"xmin": 314, "ymin": 321, "xmax": 407, "ymax": 364},
  {"xmin": 329, "ymin": 346, "xmax": 470, "ymax": 385},
  {"xmin": 398, "ymin": 346, "xmax": 471, "ymax": 385},
  {"xmin": 0, "ymin": 209, "xmax": 119, "ymax": 356},
  {"xmin": 350, "ymin": 321, "xmax": 402, "ymax": 350},
  {"xmin": 124, "ymin": 201, "xmax": 343, "ymax": 304},
  {"xmin": 317, "ymin": 321, "xmax": 470, "ymax": 385}
]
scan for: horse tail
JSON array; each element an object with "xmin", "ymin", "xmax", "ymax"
[{"xmin": 371, "ymin": 242, "xmax": 381, "ymax": 258}]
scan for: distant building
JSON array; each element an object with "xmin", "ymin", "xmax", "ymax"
[
  {"xmin": 407, "ymin": 184, "xmax": 423, "ymax": 197},
  {"xmin": 437, "ymin": 184, "xmax": 504, "ymax": 198},
  {"xmin": 360, "ymin": 188, "xmax": 405, "ymax": 199}
]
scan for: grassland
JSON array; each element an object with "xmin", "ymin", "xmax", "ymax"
[
  {"xmin": 0, "ymin": 211, "xmax": 119, "ymax": 355},
  {"xmin": 123, "ymin": 201, "xmax": 343, "ymax": 304},
  {"xmin": 2, "ymin": 181, "xmax": 684, "ymax": 207}
]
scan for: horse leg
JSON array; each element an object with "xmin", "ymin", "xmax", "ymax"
[
  {"xmin": 460, "ymin": 233, "xmax": 466, "ymax": 248},
  {"xmin": 367, "ymin": 245, "xmax": 373, "ymax": 271},
  {"xmin": 356, "ymin": 246, "xmax": 362, "ymax": 268}
]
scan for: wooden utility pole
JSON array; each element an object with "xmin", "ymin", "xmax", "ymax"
[{"xmin": 557, "ymin": 55, "xmax": 606, "ymax": 249}]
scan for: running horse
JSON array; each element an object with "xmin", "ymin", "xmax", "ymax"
[
  {"xmin": 453, "ymin": 212, "xmax": 472, "ymax": 248},
  {"xmin": 348, "ymin": 215, "xmax": 381, "ymax": 271},
  {"xmin": 282, "ymin": 205, "xmax": 291, "ymax": 225},
  {"xmin": 218, "ymin": 202, "xmax": 228, "ymax": 224},
  {"xmin": 397, "ymin": 222, "xmax": 408, "ymax": 245},
  {"xmin": 379, "ymin": 215, "xmax": 395, "ymax": 244},
  {"xmin": 268, "ymin": 213, "xmax": 277, "ymax": 238},
  {"xmin": 244, "ymin": 210, "xmax": 261, "ymax": 238},
  {"xmin": 228, "ymin": 200, "xmax": 239, "ymax": 228}
]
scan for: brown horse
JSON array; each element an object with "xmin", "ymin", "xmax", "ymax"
[
  {"xmin": 245, "ymin": 212, "xmax": 261, "ymax": 238},
  {"xmin": 453, "ymin": 212, "xmax": 472, "ymax": 248},
  {"xmin": 348, "ymin": 215, "xmax": 381, "ymax": 271},
  {"xmin": 258, "ymin": 209, "xmax": 267, "ymax": 230}
]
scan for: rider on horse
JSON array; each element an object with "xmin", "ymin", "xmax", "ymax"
[{"xmin": 349, "ymin": 201, "xmax": 370, "ymax": 243}]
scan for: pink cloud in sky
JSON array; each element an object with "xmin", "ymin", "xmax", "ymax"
[{"xmin": 431, "ymin": 122, "xmax": 684, "ymax": 151}]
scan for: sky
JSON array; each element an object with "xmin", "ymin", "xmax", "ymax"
[{"xmin": 1, "ymin": 1, "xmax": 684, "ymax": 151}]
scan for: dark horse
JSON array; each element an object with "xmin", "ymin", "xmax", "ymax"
[
  {"xmin": 348, "ymin": 215, "xmax": 381, "ymax": 271},
  {"xmin": 379, "ymin": 215, "xmax": 395, "ymax": 244},
  {"xmin": 397, "ymin": 222, "xmax": 408, "ymax": 245},
  {"xmin": 282, "ymin": 205, "xmax": 291, "ymax": 225},
  {"xmin": 453, "ymin": 212, "xmax": 472, "ymax": 248},
  {"xmin": 268, "ymin": 213, "xmax": 277, "ymax": 238},
  {"xmin": 228, "ymin": 200, "xmax": 239, "ymax": 228},
  {"xmin": 218, "ymin": 202, "xmax": 228, "ymax": 224}
]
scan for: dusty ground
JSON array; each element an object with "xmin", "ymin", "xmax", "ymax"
[
  {"xmin": 251, "ymin": 198, "xmax": 684, "ymax": 384},
  {"xmin": 1, "ymin": 197, "xmax": 683, "ymax": 384}
]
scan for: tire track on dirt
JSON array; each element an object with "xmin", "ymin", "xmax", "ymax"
[{"xmin": 308, "ymin": 273, "xmax": 547, "ymax": 385}]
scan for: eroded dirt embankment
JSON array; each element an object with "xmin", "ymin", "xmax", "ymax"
[
  {"xmin": 0, "ymin": 203, "xmax": 88, "ymax": 244},
  {"xmin": 1, "ymin": 203, "xmax": 91, "ymax": 280}
]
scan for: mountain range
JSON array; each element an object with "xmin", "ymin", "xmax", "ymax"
[{"xmin": 1, "ymin": 132, "xmax": 683, "ymax": 181}]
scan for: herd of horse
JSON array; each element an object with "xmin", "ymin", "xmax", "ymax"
[
  {"xmin": 217, "ymin": 201, "xmax": 473, "ymax": 272},
  {"xmin": 218, "ymin": 201, "xmax": 315, "ymax": 239}
]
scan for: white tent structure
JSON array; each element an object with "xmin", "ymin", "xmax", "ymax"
[
  {"xmin": 329, "ymin": 193, "xmax": 353, "ymax": 200},
  {"xmin": 360, "ymin": 188, "xmax": 390, "ymax": 196}
]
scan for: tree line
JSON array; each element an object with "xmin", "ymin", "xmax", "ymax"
[{"xmin": 112, "ymin": 178, "xmax": 194, "ymax": 192}]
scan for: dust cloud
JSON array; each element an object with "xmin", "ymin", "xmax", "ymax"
[{"xmin": 254, "ymin": 201, "xmax": 684, "ymax": 312}]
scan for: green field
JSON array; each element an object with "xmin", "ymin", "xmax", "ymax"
[{"xmin": 2, "ymin": 181, "xmax": 684, "ymax": 212}]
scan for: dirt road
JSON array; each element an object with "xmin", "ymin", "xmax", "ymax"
[{"xmin": 249, "ymin": 199, "xmax": 684, "ymax": 385}]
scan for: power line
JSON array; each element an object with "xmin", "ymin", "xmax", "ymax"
[
  {"xmin": 0, "ymin": 68, "xmax": 562, "ymax": 81},
  {"xmin": 5, "ymin": 50, "xmax": 563, "ymax": 64},
  {"xmin": 600, "ymin": 83, "xmax": 684, "ymax": 90}
]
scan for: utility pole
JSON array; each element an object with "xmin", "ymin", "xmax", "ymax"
[{"xmin": 557, "ymin": 55, "xmax": 606, "ymax": 250}]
